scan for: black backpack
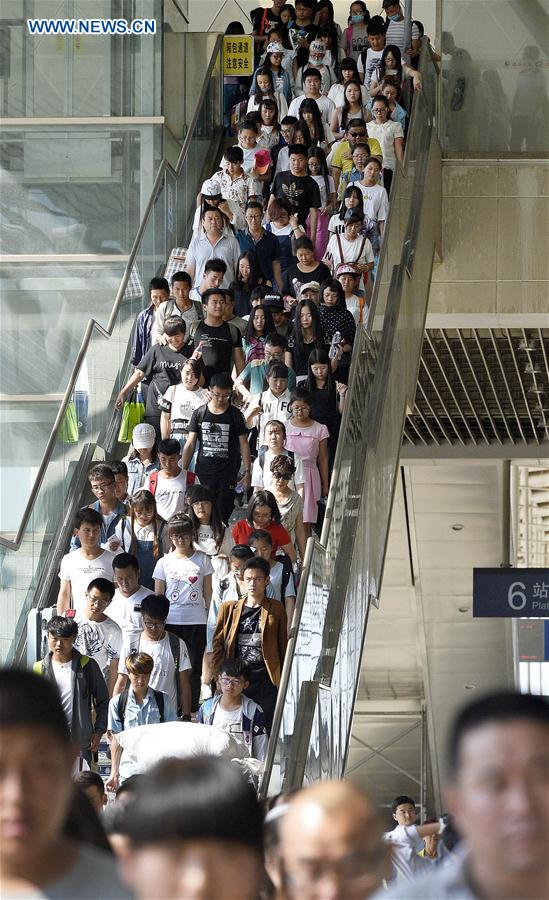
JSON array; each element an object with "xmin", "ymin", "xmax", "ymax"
[
  {"xmin": 126, "ymin": 631, "xmax": 181, "ymax": 707},
  {"xmin": 117, "ymin": 686, "xmax": 165, "ymax": 722},
  {"xmin": 257, "ymin": 446, "xmax": 294, "ymax": 472}
]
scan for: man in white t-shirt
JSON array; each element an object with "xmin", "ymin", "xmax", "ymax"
[
  {"xmin": 384, "ymin": 795, "xmax": 441, "ymax": 883},
  {"xmin": 74, "ymin": 578, "xmax": 122, "ymax": 695},
  {"xmin": 288, "ymin": 68, "xmax": 335, "ymax": 124},
  {"xmin": 57, "ymin": 508, "xmax": 116, "ymax": 620},
  {"xmin": 107, "ymin": 553, "xmax": 150, "ymax": 640},
  {"xmin": 145, "ymin": 437, "xmax": 187, "ymax": 521},
  {"xmin": 114, "ymin": 594, "xmax": 192, "ymax": 717},
  {"xmin": 382, "ymin": 0, "xmax": 420, "ymax": 64},
  {"xmin": 36, "ymin": 616, "xmax": 109, "ymax": 764},
  {"xmin": 357, "ymin": 18, "xmax": 386, "ymax": 88}
]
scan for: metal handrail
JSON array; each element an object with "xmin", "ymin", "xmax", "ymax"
[{"xmin": 0, "ymin": 33, "xmax": 223, "ymax": 552}]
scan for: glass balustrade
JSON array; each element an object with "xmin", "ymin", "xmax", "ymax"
[{"xmin": 0, "ymin": 33, "xmax": 224, "ymax": 663}]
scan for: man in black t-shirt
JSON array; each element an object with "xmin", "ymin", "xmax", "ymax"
[
  {"xmin": 251, "ymin": 0, "xmax": 284, "ymax": 60},
  {"xmin": 182, "ymin": 372, "xmax": 251, "ymax": 523},
  {"xmin": 115, "ymin": 317, "xmax": 190, "ymax": 441},
  {"xmin": 188, "ymin": 288, "xmax": 245, "ymax": 385},
  {"xmin": 268, "ymin": 144, "xmax": 321, "ymax": 246}
]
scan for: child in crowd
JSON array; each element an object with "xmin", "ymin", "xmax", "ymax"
[
  {"xmin": 197, "ymin": 658, "xmax": 268, "ymax": 761},
  {"xmin": 123, "ymin": 423, "xmax": 160, "ymax": 498},
  {"xmin": 145, "ymin": 438, "xmax": 188, "ymax": 521},
  {"xmin": 74, "ymin": 577, "xmax": 121, "ymax": 695},
  {"xmin": 106, "ymin": 650, "xmax": 178, "ymax": 791},
  {"xmin": 114, "ymin": 593, "xmax": 192, "ymax": 718},
  {"xmin": 58, "ymin": 509, "xmax": 116, "ymax": 620},
  {"xmin": 246, "ymin": 529, "xmax": 296, "ymax": 627},
  {"xmin": 153, "ymin": 513, "xmax": 213, "ymax": 711},
  {"xmin": 245, "ymin": 361, "xmax": 293, "ymax": 445},
  {"xmin": 114, "ymin": 489, "xmax": 169, "ymax": 590}
]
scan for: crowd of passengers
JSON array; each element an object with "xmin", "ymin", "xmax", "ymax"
[
  {"xmin": 11, "ymin": 6, "xmax": 549, "ymax": 900},
  {"xmin": 38, "ymin": 0, "xmax": 425, "ymax": 807}
]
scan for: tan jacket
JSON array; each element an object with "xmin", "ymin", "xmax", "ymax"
[{"xmin": 212, "ymin": 596, "xmax": 288, "ymax": 686}]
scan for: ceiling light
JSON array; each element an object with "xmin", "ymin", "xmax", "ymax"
[
  {"xmin": 452, "ymin": 523, "xmax": 464, "ymax": 531},
  {"xmin": 519, "ymin": 339, "xmax": 537, "ymax": 352},
  {"xmin": 464, "ymin": 684, "xmax": 476, "ymax": 691}
]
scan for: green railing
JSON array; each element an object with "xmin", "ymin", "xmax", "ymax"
[
  {"xmin": 0, "ymin": 34, "xmax": 224, "ymax": 663},
  {"xmin": 260, "ymin": 41, "xmax": 442, "ymax": 796}
]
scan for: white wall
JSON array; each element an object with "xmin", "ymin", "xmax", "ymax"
[{"xmin": 186, "ymin": 0, "xmax": 437, "ymax": 42}]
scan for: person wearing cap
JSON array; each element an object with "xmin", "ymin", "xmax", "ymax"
[
  {"xmin": 299, "ymin": 281, "xmax": 321, "ymax": 305},
  {"xmin": 263, "ymin": 294, "xmax": 291, "ymax": 338},
  {"xmin": 294, "ymin": 41, "xmax": 335, "ymax": 96},
  {"xmin": 336, "ymin": 262, "xmax": 368, "ymax": 324},
  {"xmin": 253, "ymin": 42, "xmax": 294, "ymax": 103},
  {"xmin": 236, "ymin": 201, "xmax": 283, "ymax": 293},
  {"xmin": 185, "ymin": 207, "xmax": 240, "ymax": 291},
  {"xmin": 123, "ymin": 423, "xmax": 160, "ymax": 497},
  {"xmin": 192, "ymin": 178, "xmax": 236, "ymax": 235},
  {"xmin": 212, "ymin": 147, "xmax": 254, "ymax": 232}
]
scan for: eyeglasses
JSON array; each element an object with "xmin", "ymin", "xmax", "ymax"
[
  {"xmin": 219, "ymin": 676, "xmax": 243, "ymax": 686},
  {"xmin": 373, "ymin": 107, "xmax": 387, "ymax": 114},
  {"xmin": 349, "ymin": 131, "xmax": 365, "ymax": 137},
  {"xmin": 89, "ymin": 596, "xmax": 110, "ymax": 606},
  {"xmin": 210, "ymin": 392, "xmax": 231, "ymax": 401},
  {"xmin": 142, "ymin": 619, "xmax": 164, "ymax": 629},
  {"xmin": 292, "ymin": 405, "xmax": 310, "ymax": 412},
  {"xmin": 91, "ymin": 481, "xmax": 114, "ymax": 492}
]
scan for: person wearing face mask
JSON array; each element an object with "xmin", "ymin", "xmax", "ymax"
[
  {"xmin": 294, "ymin": 41, "xmax": 335, "ymax": 96},
  {"xmin": 343, "ymin": 1, "xmax": 370, "ymax": 63},
  {"xmin": 382, "ymin": 0, "xmax": 421, "ymax": 64}
]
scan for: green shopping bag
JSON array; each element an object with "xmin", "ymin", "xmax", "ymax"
[
  {"xmin": 59, "ymin": 400, "xmax": 79, "ymax": 443},
  {"xmin": 118, "ymin": 388, "xmax": 145, "ymax": 443}
]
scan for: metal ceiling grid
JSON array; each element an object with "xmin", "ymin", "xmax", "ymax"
[{"xmin": 405, "ymin": 328, "xmax": 549, "ymax": 446}]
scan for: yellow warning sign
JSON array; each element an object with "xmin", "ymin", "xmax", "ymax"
[{"xmin": 223, "ymin": 36, "xmax": 253, "ymax": 76}]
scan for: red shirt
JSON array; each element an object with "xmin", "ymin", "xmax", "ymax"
[{"xmin": 232, "ymin": 519, "xmax": 291, "ymax": 553}]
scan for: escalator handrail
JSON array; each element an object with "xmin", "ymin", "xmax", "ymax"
[{"xmin": 0, "ymin": 34, "xmax": 224, "ymax": 552}]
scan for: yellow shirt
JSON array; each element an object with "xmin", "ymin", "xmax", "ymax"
[{"xmin": 331, "ymin": 137, "xmax": 383, "ymax": 174}]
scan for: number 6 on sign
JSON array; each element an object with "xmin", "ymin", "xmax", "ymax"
[{"xmin": 508, "ymin": 581, "xmax": 527, "ymax": 611}]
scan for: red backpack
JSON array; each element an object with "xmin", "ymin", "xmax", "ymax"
[{"xmin": 149, "ymin": 469, "xmax": 196, "ymax": 496}]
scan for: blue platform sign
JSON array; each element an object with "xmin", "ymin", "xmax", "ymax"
[{"xmin": 473, "ymin": 568, "xmax": 549, "ymax": 618}]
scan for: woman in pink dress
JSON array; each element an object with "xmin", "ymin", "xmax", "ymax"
[{"xmin": 285, "ymin": 386, "xmax": 330, "ymax": 535}]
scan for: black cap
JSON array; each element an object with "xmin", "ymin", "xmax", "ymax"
[{"xmin": 262, "ymin": 295, "xmax": 285, "ymax": 311}]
